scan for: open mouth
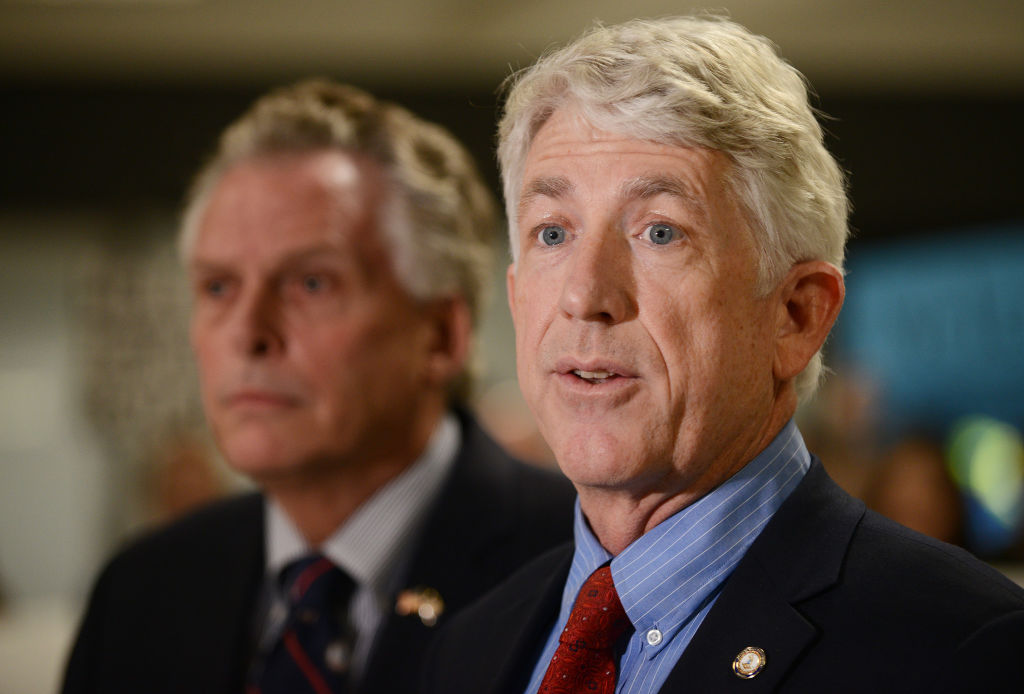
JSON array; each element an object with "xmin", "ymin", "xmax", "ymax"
[{"xmin": 572, "ymin": 369, "xmax": 617, "ymax": 384}]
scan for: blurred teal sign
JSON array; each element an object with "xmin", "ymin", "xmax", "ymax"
[{"xmin": 837, "ymin": 225, "xmax": 1024, "ymax": 432}]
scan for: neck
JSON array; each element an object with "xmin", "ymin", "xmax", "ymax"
[
  {"xmin": 579, "ymin": 397, "xmax": 795, "ymax": 556},
  {"xmin": 264, "ymin": 403, "xmax": 445, "ymax": 546}
]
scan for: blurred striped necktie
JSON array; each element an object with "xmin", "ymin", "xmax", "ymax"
[{"xmin": 248, "ymin": 554, "xmax": 356, "ymax": 694}]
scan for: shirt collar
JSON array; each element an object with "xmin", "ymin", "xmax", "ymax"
[
  {"xmin": 265, "ymin": 412, "xmax": 460, "ymax": 593},
  {"xmin": 562, "ymin": 420, "xmax": 810, "ymax": 645}
]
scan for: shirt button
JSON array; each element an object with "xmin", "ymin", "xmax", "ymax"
[{"xmin": 646, "ymin": 629, "xmax": 663, "ymax": 646}]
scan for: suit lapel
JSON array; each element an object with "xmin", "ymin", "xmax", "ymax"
[
  {"xmin": 417, "ymin": 543, "xmax": 573, "ymax": 694},
  {"xmin": 660, "ymin": 461, "xmax": 864, "ymax": 692},
  {"xmin": 487, "ymin": 548, "xmax": 573, "ymax": 694},
  {"xmin": 660, "ymin": 561, "xmax": 817, "ymax": 691},
  {"xmin": 397, "ymin": 410, "xmax": 527, "ymax": 599},
  {"xmin": 360, "ymin": 411, "xmax": 554, "ymax": 692},
  {"xmin": 175, "ymin": 494, "xmax": 266, "ymax": 691}
]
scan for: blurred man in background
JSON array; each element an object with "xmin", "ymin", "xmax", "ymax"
[
  {"xmin": 425, "ymin": 16, "xmax": 1024, "ymax": 693},
  {"xmin": 62, "ymin": 79, "xmax": 573, "ymax": 694}
]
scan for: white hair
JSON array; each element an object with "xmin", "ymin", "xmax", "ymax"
[
  {"xmin": 181, "ymin": 79, "xmax": 497, "ymax": 400},
  {"xmin": 498, "ymin": 15, "xmax": 850, "ymax": 401}
]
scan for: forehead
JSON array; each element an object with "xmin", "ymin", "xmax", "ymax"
[
  {"xmin": 520, "ymin": 107, "xmax": 730, "ymax": 206},
  {"xmin": 192, "ymin": 150, "xmax": 387, "ymax": 261}
]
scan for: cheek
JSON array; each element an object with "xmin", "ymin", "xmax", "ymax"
[
  {"xmin": 302, "ymin": 327, "xmax": 360, "ymax": 374},
  {"xmin": 652, "ymin": 292, "xmax": 750, "ymax": 394},
  {"xmin": 712, "ymin": 305, "xmax": 776, "ymax": 394},
  {"xmin": 513, "ymin": 320, "xmax": 550, "ymax": 419},
  {"xmin": 190, "ymin": 312, "xmax": 232, "ymax": 363},
  {"xmin": 191, "ymin": 335, "xmax": 223, "ymax": 391},
  {"xmin": 310, "ymin": 311, "xmax": 421, "ymax": 388},
  {"xmin": 511, "ymin": 282, "xmax": 540, "ymax": 347},
  {"xmin": 189, "ymin": 319, "xmax": 208, "ymax": 361},
  {"xmin": 515, "ymin": 307, "xmax": 552, "ymax": 386}
]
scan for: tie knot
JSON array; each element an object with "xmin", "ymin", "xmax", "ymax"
[
  {"xmin": 280, "ymin": 554, "xmax": 353, "ymax": 610},
  {"xmin": 560, "ymin": 565, "xmax": 631, "ymax": 650}
]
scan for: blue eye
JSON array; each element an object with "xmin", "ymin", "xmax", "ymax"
[
  {"xmin": 204, "ymin": 279, "xmax": 228, "ymax": 297},
  {"xmin": 539, "ymin": 225, "xmax": 567, "ymax": 246},
  {"xmin": 646, "ymin": 223, "xmax": 677, "ymax": 245},
  {"xmin": 301, "ymin": 274, "xmax": 326, "ymax": 292}
]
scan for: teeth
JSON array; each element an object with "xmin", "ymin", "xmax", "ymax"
[{"xmin": 573, "ymin": 369, "xmax": 612, "ymax": 380}]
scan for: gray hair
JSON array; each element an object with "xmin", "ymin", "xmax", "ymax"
[
  {"xmin": 498, "ymin": 15, "xmax": 850, "ymax": 401},
  {"xmin": 181, "ymin": 79, "xmax": 498, "ymax": 401}
]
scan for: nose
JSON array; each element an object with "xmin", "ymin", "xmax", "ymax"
[
  {"xmin": 558, "ymin": 230, "xmax": 636, "ymax": 323},
  {"xmin": 230, "ymin": 283, "xmax": 284, "ymax": 358}
]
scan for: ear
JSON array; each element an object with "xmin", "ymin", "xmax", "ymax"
[
  {"xmin": 773, "ymin": 261, "xmax": 845, "ymax": 382},
  {"xmin": 422, "ymin": 295, "xmax": 472, "ymax": 387}
]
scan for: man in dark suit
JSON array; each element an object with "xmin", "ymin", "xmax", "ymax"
[
  {"xmin": 424, "ymin": 16, "xmax": 1024, "ymax": 693},
  {"xmin": 61, "ymin": 79, "xmax": 574, "ymax": 694}
]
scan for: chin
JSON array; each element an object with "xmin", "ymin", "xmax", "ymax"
[
  {"xmin": 216, "ymin": 426, "xmax": 305, "ymax": 481},
  {"xmin": 551, "ymin": 429, "xmax": 642, "ymax": 488},
  {"xmin": 223, "ymin": 449, "xmax": 298, "ymax": 482}
]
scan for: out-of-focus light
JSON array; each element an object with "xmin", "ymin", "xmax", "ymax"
[{"xmin": 947, "ymin": 415, "xmax": 1024, "ymax": 556}]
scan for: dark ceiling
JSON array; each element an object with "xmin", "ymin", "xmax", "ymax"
[{"xmin": 3, "ymin": 1, "xmax": 1022, "ymax": 243}]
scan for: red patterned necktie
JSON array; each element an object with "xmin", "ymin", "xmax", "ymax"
[{"xmin": 539, "ymin": 565, "xmax": 633, "ymax": 694}]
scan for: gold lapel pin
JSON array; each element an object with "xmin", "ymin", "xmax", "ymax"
[
  {"xmin": 733, "ymin": 646, "xmax": 767, "ymax": 679},
  {"xmin": 395, "ymin": 587, "xmax": 445, "ymax": 627}
]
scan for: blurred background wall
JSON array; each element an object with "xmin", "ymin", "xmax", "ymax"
[{"xmin": 1, "ymin": 2, "xmax": 1022, "ymax": 691}]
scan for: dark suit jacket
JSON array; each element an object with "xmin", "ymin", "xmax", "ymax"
[
  {"xmin": 423, "ymin": 460, "xmax": 1024, "ymax": 693},
  {"xmin": 61, "ymin": 411, "xmax": 575, "ymax": 694}
]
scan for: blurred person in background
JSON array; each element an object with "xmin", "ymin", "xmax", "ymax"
[
  {"xmin": 865, "ymin": 435, "xmax": 964, "ymax": 545},
  {"xmin": 61, "ymin": 79, "xmax": 574, "ymax": 694},
  {"xmin": 425, "ymin": 16, "xmax": 1024, "ymax": 693}
]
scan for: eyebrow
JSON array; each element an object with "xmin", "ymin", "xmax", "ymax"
[
  {"xmin": 518, "ymin": 175, "xmax": 573, "ymax": 217},
  {"xmin": 517, "ymin": 173, "xmax": 707, "ymax": 219},
  {"xmin": 189, "ymin": 244, "xmax": 347, "ymax": 274},
  {"xmin": 620, "ymin": 174, "xmax": 706, "ymax": 215}
]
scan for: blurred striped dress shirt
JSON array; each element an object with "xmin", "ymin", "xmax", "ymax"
[{"xmin": 259, "ymin": 413, "xmax": 459, "ymax": 683}]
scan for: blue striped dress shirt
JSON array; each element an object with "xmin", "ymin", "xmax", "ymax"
[{"xmin": 524, "ymin": 420, "xmax": 811, "ymax": 694}]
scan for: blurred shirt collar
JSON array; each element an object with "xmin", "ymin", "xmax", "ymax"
[{"xmin": 265, "ymin": 411, "xmax": 460, "ymax": 587}]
